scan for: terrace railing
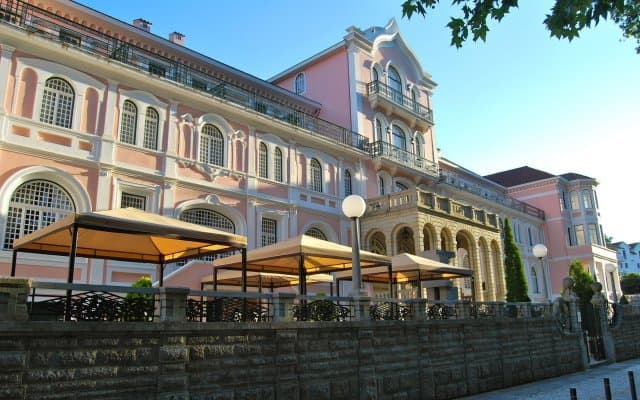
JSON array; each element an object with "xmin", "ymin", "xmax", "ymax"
[
  {"xmin": 13, "ymin": 281, "xmax": 559, "ymax": 324},
  {"xmin": 370, "ymin": 140, "xmax": 439, "ymax": 177},
  {"xmin": 0, "ymin": 0, "xmax": 369, "ymax": 152},
  {"xmin": 366, "ymin": 80, "xmax": 434, "ymax": 124}
]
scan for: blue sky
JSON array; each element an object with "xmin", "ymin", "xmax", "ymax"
[{"xmin": 81, "ymin": 0, "xmax": 640, "ymax": 242}]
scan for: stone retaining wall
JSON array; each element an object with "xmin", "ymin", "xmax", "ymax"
[
  {"xmin": 0, "ymin": 318, "xmax": 583, "ymax": 400},
  {"xmin": 612, "ymin": 312, "xmax": 640, "ymax": 362}
]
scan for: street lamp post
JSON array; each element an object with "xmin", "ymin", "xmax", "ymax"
[
  {"xmin": 341, "ymin": 194, "xmax": 367, "ymax": 296},
  {"xmin": 532, "ymin": 243, "xmax": 549, "ymax": 299}
]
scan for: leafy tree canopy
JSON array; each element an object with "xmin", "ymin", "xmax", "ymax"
[
  {"xmin": 502, "ymin": 218, "xmax": 530, "ymax": 302},
  {"xmin": 568, "ymin": 259, "xmax": 596, "ymax": 308},
  {"xmin": 621, "ymin": 272, "xmax": 640, "ymax": 294},
  {"xmin": 401, "ymin": 0, "xmax": 640, "ymax": 53}
]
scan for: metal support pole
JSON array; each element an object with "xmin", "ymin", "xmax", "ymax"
[
  {"xmin": 604, "ymin": 378, "xmax": 612, "ymax": 400},
  {"xmin": 570, "ymin": 388, "xmax": 577, "ymax": 400},
  {"xmin": 631, "ymin": 371, "xmax": 638, "ymax": 400},
  {"xmin": 10, "ymin": 250, "xmax": 18, "ymax": 277},
  {"xmin": 350, "ymin": 217, "xmax": 362, "ymax": 295},
  {"xmin": 158, "ymin": 262, "xmax": 165, "ymax": 287},
  {"xmin": 214, "ymin": 268, "xmax": 218, "ymax": 291},
  {"xmin": 241, "ymin": 248, "xmax": 247, "ymax": 321},
  {"xmin": 64, "ymin": 224, "xmax": 79, "ymax": 322},
  {"xmin": 241, "ymin": 248, "xmax": 247, "ymax": 293},
  {"xmin": 417, "ymin": 269, "xmax": 422, "ymax": 298},
  {"xmin": 298, "ymin": 255, "xmax": 305, "ymax": 295},
  {"xmin": 388, "ymin": 265, "xmax": 393, "ymax": 298}
]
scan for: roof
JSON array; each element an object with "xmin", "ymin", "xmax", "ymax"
[
  {"xmin": 212, "ymin": 235, "xmax": 391, "ymax": 275},
  {"xmin": 484, "ymin": 166, "xmax": 555, "ymax": 187},
  {"xmin": 202, "ymin": 271, "xmax": 333, "ymax": 289},
  {"xmin": 12, "ymin": 208, "xmax": 247, "ymax": 263},
  {"xmin": 334, "ymin": 253, "xmax": 473, "ymax": 283},
  {"xmin": 560, "ymin": 172, "xmax": 594, "ymax": 181}
]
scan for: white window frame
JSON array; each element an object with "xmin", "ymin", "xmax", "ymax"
[
  {"xmin": 118, "ymin": 90, "xmax": 167, "ymax": 151},
  {"xmin": 17, "ymin": 57, "xmax": 106, "ymax": 133},
  {"xmin": 39, "ymin": 77, "xmax": 75, "ymax": 129},
  {"xmin": 258, "ymin": 142, "xmax": 269, "ymax": 179},
  {"xmin": 261, "ymin": 217, "xmax": 278, "ymax": 247},
  {"xmin": 294, "ymin": 72, "xmax": 306, "ymax": 95},
  {"xmin": 257, "ymin": 135, "xmax": 288, "ymax": 183},
  {"xmin": 113, "ymin": 179, "xmax": 160, "ymax": 214}
]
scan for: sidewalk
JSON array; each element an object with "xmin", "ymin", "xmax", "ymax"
[{"xmin": 457, "ymin": 359, "xmax": 640, "ymax": 399}]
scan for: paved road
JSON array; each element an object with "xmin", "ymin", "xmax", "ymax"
[{"xmin": 457, "ymin": 359, "xmax": 640, "ymax": 399}]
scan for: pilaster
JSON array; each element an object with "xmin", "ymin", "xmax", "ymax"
[{"xmin": 0, "ymin": 44, "xmax": 15, "ymax": 113}]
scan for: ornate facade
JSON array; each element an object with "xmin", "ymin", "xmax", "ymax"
[{"xmin": 0, "ymin": 1, "xmax": 620, "ymax": 301}]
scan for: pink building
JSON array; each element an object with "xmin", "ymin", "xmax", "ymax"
[{"xmin": 0, "ymin": 2, "xmax": 620, "ymax": 301}]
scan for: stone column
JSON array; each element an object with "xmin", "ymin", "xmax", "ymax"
[
  {"xmin": 159, "ymin": 287, "xmax": 190, "ymax": 322},
  {"xmin": 272, "ymin": 292, "xmax": 295, "ymax": 322},
  {"xmin": 352, "ymin": 295, "xmax": 371, "ymax": 321},
  {"xmin": 0, "ymin": 277, "xmax": 30, "ymax": 321},
  {"xmin": 410, "ymin": 298, "xmax": 428, "ymax": 321}
]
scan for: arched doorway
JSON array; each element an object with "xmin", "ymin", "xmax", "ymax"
[
  {"xmin": 456, "ymin": 231, "xmax": 477, "ymax": 300},
  {"xmin": 396, "ymin": 226, "xmax": 415, "ymax": 255}
]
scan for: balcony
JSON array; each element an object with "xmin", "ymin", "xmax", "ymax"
[
  {"xmin": 438, "ymin": 170, "xmax": 545, "ymax": 220},
  {"xmin": 370, "ymin": 140, "xmax": 438, "ymax": 177},
  {"xmin": 0, "ymin": 0, "xmax": 369, "ymax": 153},
  {"xmin": 366, "ymin": 80, "xmax": 434, "ymax": 128},
  {"xmin": 364, "ymin": 188, "xmax": 499, "ymax": 230}
]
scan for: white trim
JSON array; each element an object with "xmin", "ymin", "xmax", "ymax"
[
  {"xmin": 118, "ymin": 90, "xmax": 167, "ymax": 151},
  {"xmin": 301, "ymin": 220, "xmax": 338, "ymax": 243},
  {"xmin": 112, "ymin": 178, "xmax": 160, "ymax": 213},
  {"xmin": 174, "ymin": 198, "xmax": 247, "ymax": 235},
  {"xmin": 197, "ymin": 113, "xmax": 232, "ymax": 168}
]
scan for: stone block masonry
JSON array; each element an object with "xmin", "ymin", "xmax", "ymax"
[{"xmin": 0, "ymin": 318, "xmax": 583, "ymax": 400}]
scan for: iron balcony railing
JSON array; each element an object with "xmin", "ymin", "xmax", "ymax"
[
  {"xmin": 0, "ymin": 0, "xmax": 369, "ymax": 152},
  {"xmin": 438, "ymin": 170, "xmax": 546, "ymax": 220},
  {"xmin": 370, "ymin": 140, "xmax": 439, "ymax": 176},
  {"xmin": 366, "ymin": 80, "xmax": 434, "ymax": 124}
]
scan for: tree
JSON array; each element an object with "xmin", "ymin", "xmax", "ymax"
[
  {"xmin": 502, "ymin": 218, "xmax": 530, "ymax": 302},
  {"xmin": 568, "ymin": 259, "xmax": 596, "ymax": 309},
  {"xmin": 401, "ymin": 0, "xmax": 640, "ymax": 53},
  {"xmin": 621, "ymin": 272, "xmax": 640, "ymax": 294}
]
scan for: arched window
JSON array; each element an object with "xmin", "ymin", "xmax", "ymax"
[
  {"xmin": 305, "ymin": 227, "xmax": 327, "ymax": 241},
  {"xmin": 344, "ymin": 170, "xmax": 352, "ymax": 196},
  {"xmin": 530, "ymin": 267, "xmax": 540, "ymax": 293},
  {"xmin": 179, "ymin": 208, "xmax": 234, "ymax": 232},
  {"xmin": 258, "ymin": 142, "xmax": 268, "ymax": 179},
  {"xmin": 199, "ymin": 124, "xmax": 224, "ymax": 166},
  {"xmin": 411, "ymin": 89, "xmax": 419, "ymax": 112},
  {"xmin": 40, "ymin": 77, "xmax": 74, "ymax": 129},
  {"xmin": 119, "ymin": 100, "xmax": 137, "ymax": 145},
  {"xmin": 388, "ymin": 66, "xmax": 402, "ymax": 99},
  {"xmin": 179, "ymin": 208, "xmax": 235, "ymax": 261},
  {"xmin": 392, "ymin": 125, "xmax": 406, "ymax": 150},
  {"xmin": 372, "ymin": 68, "xmax": 379, "ymax": 82},
  {"xmin": 397, "ymin": 227, "xmax": 415, "ymax": 254},
  {"xmin": 582, "ymin": 189, "xmax": 593, "ymax": 208},
  {"xmin": 294, "ymin": 73, "xmax": 306, "ymax": 95},
  {"xmin": 3, "ymin": 180, "xmax": 75, "ymax": 250},
  {"xmin": 143, "ymin": 107, "xmax": 159, "ymax": 150},
  {"xmin": 274, "ymin": 147, "xmax": 283, "ymax": 182},
  {"xmin": 375, "ymin": 119, "xmax": 384, "ymax": 142},
  {"xmin": 309, "ymin": 158, "xmax": 322, "ymax": 192},
  {"xmin": 414, "ymin": 135, "xmax": 423, "ymax": 157},
  {"xmin": 369, "ymin": 232, "xmax": 387, "ymax": 255},
  {"xmin": 395, "ymin": 181, "xmax": 408, "ymax": 192}
]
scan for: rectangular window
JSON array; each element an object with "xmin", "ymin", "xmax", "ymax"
[
  {"xmin": 261, "ymin": 218, "xmax": 277, "ymax": 247},
  {"xmin": 588, "ymin": 223, "xmax": 600, "ymax": 245},
  {"xmin": 59, "ymin": 30, "xmax": 81, "ymax": 46},
  {"xmin": 121, "ymin": 192, "xmax": 146, "ymax": 211},
  {"xmin": 148, "ymin": 62, "xmax": 166, "ymax": 77},
  {"xmin": 575, "ymin": 225, "xmax": 585, "ymax": 246}
]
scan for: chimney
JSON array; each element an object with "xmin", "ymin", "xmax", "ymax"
[
  {"xmin": 169, "ymin": 31, "xmax": 185, "ymax": 46},
  {"xmin": 133, "ymin": 18, "xmax": 152, "ymax": 32}
]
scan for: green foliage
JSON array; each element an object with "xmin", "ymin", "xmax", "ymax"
[
  {"xmin": 502, "ymin": 218, "xmax": 530, "ymax": 302},
  {"xmin": 568, "ymin": 260, "xmax": 596, "ymax": 309},
  {"xmin": 621, "ymin": 272, "xmax": 640, "ymax": 294},
  {"xmin": 126, "ymin": 276, "xmax": 153, "ymax": 300},
  {"xmin": 402, "ymin": 0, "xmax": 640, "ymax": 53}
]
